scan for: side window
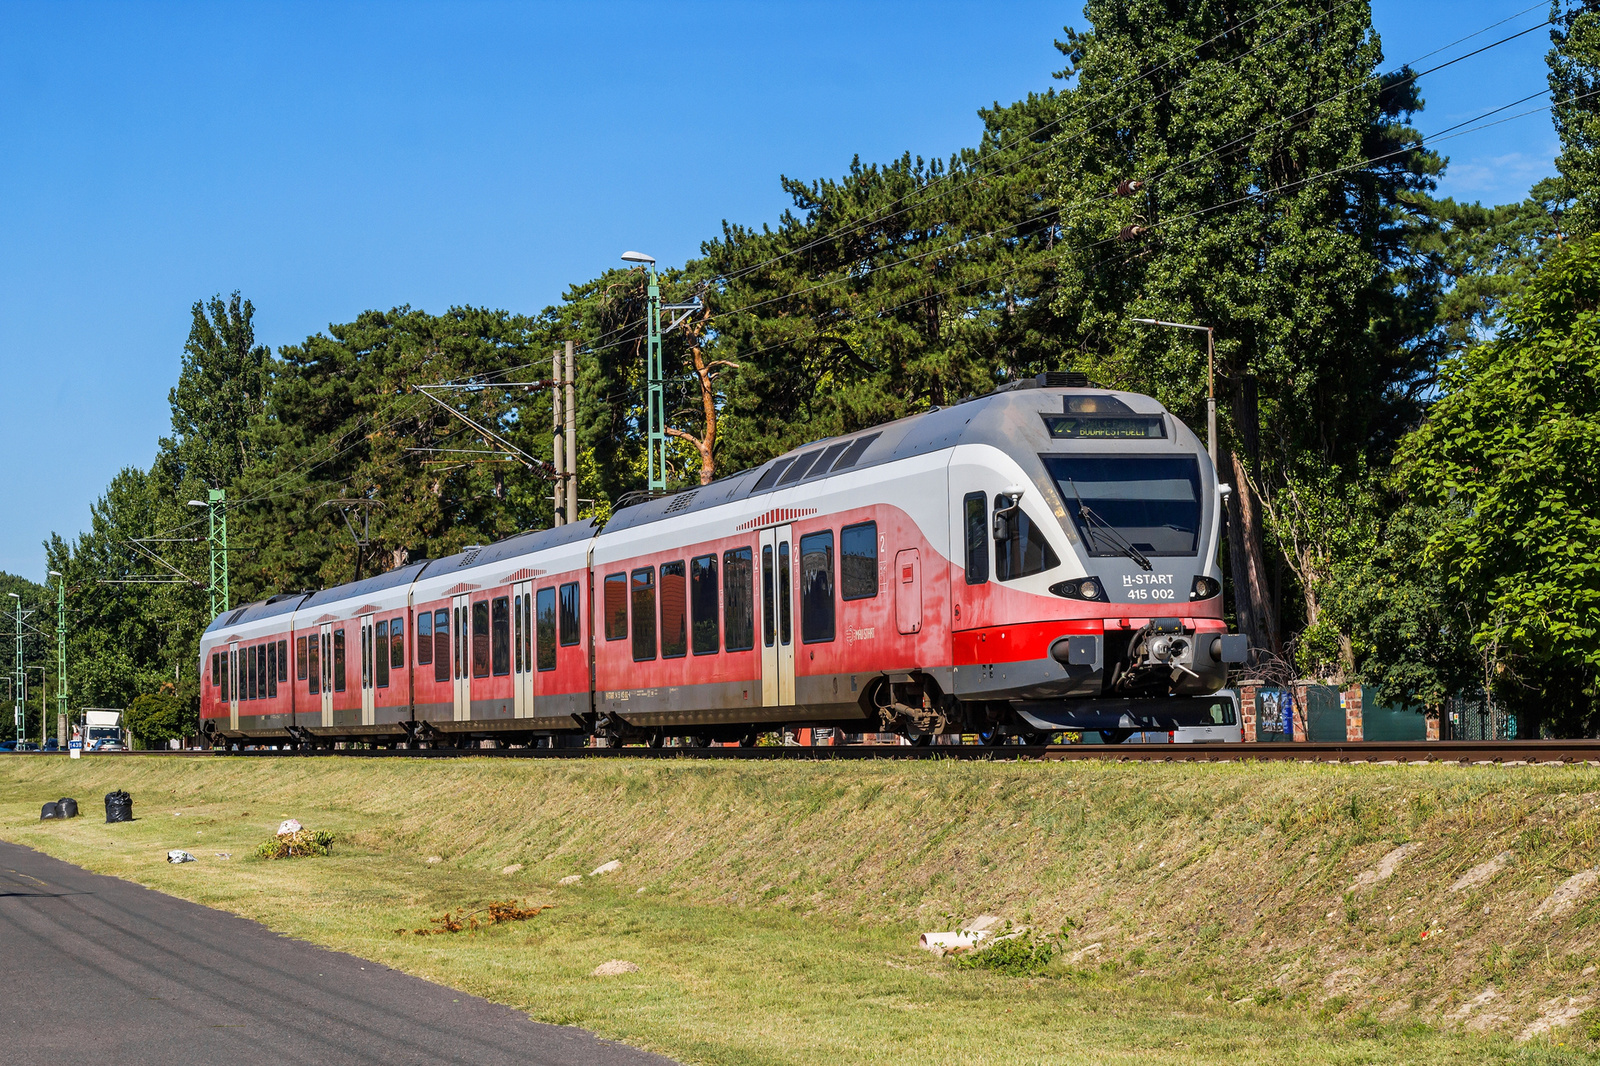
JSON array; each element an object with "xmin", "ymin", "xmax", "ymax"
[
  {"xmin": 433, "ymin": 609, "xmax": 449, "ymax": 683},
  {"xmin": 390, "ymin": 619, "xmax": 403, "ymax": 670},
  {"xmin": 761, "ymin": 546, "xmax": 775, "ymax": 648},
  {"xmin": 521, "ymin": 592, "xmax": 532, "ymax": 670},
  {"xmin": 213, "ymin": 653, "xmax": 223, "ymax": 699},
  {"xmin": 278, "ymin": 639, "xmax": 288, "ymax": 683},
  {"xmin": 514, "ymin": 594, "xmax": 525, "ymax": 674},
  {"xmin": 375, "ymin": 620, "xmax": 390, "ymax": 688},
  {"xmin": 296, "ymin": 639, "xmax": 308, "ymax": 681},
  {"xmin": 536, "ymin": 587, "xmax": 557, "ymax": 671},
  {"xmin": 994, "ymin": 497, "xmax": 1061, "ymax": 581},
  {"xmin": 559, "ymin": 582, "xmax": 580, "ymax": 646},
  {"xmin": 691, "ymin": 554, "xmax": 719, "ymax": 655},
  {"xmin": 631, "ymin": 568, "xmax": 657, "ymax": 661},
  {"xmin": 491, "ymin": 596, "xmax": 511, "ymax": 676},
  {"xmin": 333, "ymin": 629, "xmax": 347, "ymax": 692},
  {"xmin": 308, "ymin": 639, "xmax": 319, "ymax": 696},
  {"xmin": 476, "ymin": 599, "xmax": 495, "ymax": 678},
  {"xmin": 453, "ymin": 605, "xmax": 464, "ymax": 679},
  {"xmin": 799, "ymin": 531, "xmax": 835, "ymax": 643},
  {"xmin": 660, "ymin": 561, "xmax": 687, "ymax": 658},
  {"xmin": 777, "ymin": 541, "xmax": 792, "ymax": 647},
  {"xmin": 841, "ymin": 522, "xmax": 878, "ymax": 600},
  {"xmin": 724, "ymin": 548, "xmax": 754, "ymax": 652},
  {"xmin": 416, "ymin": 612, "xmax": 433, "ymax": 665},
  {"xmin": 604, "ymin": 573, "xmax": 628, "ymax": 641},
  {"xmin": 964, "ymin": 492, "xmax": 989, "ymax": 584},
  {"xmin": 247, "ymin": 645, "xmax": 258, "ymax": 700},
  {"xmin": 267, "ymin": 642, "xmax": 278, "ymax": 698}
]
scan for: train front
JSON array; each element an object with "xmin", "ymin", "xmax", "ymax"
[{"xmin": 950, "ymin": 381, "xmax": 1248, "ymax": 737}]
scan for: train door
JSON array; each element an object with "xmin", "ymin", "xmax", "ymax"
[
  {"xmin": 759, "ymin": 525, "xmax": 796, "ymax": 707},
  {"xmin": 359, "ymin": 613, "xmax": 376, "ymax": 726},
  {"xmin": 319, "ymin": 623, "xmax": 334, "ymax": 727},
  {"xmin": 452, "ymin": 593, "xmax": 471, "ymax": 720},
  {"xmin": 895, "ymin": 549, "xmax": 922, "ymax": 635},
  {"xmin": 512, "ymin": 581, "xmax": 533, "ymax": 718},
  {"xmin": 227, "ymin": 641, "xmax": 240, "ymax": 730}
]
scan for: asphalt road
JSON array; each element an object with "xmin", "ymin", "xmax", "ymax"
[{"xmin": 0, "ymin": 839, "xmax": 677, "ymax": 1066}]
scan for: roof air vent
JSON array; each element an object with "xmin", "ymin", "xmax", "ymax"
[
  {"xmin": 665, "ymin": 490, "xmax": 700, "ymax": 514},
  {"xmin": 1038, "ymin": 371, "xmax": 1090, "ymax": 388},
  {"xmin": 458, "ymin": 545, "xmax": 483, "ymax": 567}
]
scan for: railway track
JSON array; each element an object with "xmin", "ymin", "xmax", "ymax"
[{"xmin": 89, "ymin": 739, "xmax": 1600, "ymax": 763}]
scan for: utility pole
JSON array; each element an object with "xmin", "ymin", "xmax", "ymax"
[
  {"xmin": 189, "ymin": 489, "xmax": 230, "ymax": 616},
  {"xmin": 621, "ymin": 251, "xmax": 666, "ymax": 492},
  {"xmin": 552, "ymin": 347, "xmax": 566, "ymax": 526},
  {"xmin": 8, "ymin": 592, "xmax": 24, "ymax": 744},
  {"xmin": 1131, "ymin": 318, "xmax": 1217, "ymax": 469},
  {"xmin": 565, "ymin": 339, "xmax": 578, "ymax": 522},
  {"xmin": 49, "ymin": 570, "xmax": 65, "ymax": 743}
]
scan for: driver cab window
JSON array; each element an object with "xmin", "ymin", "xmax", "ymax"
[{"xmin": 994, "ymin": 496, "xmax": 1060, "ymax": 580}]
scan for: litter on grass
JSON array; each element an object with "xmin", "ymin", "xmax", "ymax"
[
  {"xmin": 399, "ymin": 900, "xmax": 554, "ymax": 936},
  {"xmin": 167, "ymin": 850, "xmax": 196, "ymax": 864}
]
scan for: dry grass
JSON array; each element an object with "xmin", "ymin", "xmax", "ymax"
[{"xmin": 3, "ymin": 754, "xmax": 1599, "ymax": 1064}]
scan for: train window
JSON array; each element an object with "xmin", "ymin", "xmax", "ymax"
[
  {"xmin": 1043, "ymin": 455, "xmax": 1201, "ymax": 556},
  {"xmin": 690, "ymin": 554, "xmax": 718, "ymax": 655},
  {"xmin": 213, "ymin": 653, "xmax": 223, "ymax": 699},
  {"xmin": 376, "ymin": 621, "xmax": 390, "ymax": 688},
  {"xmin": 417, "ymin": 613, "xmax": 432, "ymax": 665},
  {"xmin": 964, "ymin": 493, "xmax": 989, "ymax": 585},
  {"xmin": 778, "ymin": 542, "xmax": 792, "ymax": 646},
  {"xmin": 559, "ymin": 582, "xmax": 580, "ymax": 646},
  {"xmin": 631, "ymin": 568, "xmax": 657, "ymax": 661},
  {"xmin": 660, "ymin": 561, "xmax": 687, "ymax": 659},
  {"xmin": 752, "ymin": 457, "xmax": 794, "ymax": 492},
  {"xmin": 537, "ymin": 588, "xmax": 557, "ymax": 671},
  {"xmin": 453, "ymin": 606, "xmax": 464, "ymax": 680},
  {"xmin": 211, "ymin": 652, "xmax": 219, "ymax": 690},
  {"xmin": 491, "ymin": 597, "xmax": 510, "ymax": 676},
  {"xmin": 267, "ymin": 642, "xmax": 278, "ymax": 698},
  {"xmin": 812, "ymin": 441, "xmax": 852, "ymax": 477},
  {"xmin": 247, "ymin": 645, "xmax": 257, "ymax": 700},
  {"xmin": 229, "ymin": 649, "xmax": 237, "ymax": 701},
  {"xmin": 604, "ymin": 574, "xmax": 628, "ymax": 640},
  {"xmin": 389, "ymin": 620, "xmax": 403, "ymax": 670},
  {"xmin": 361, "ymin": 624, "xmax": 371, "ymax": 690},
  {"xmin": 433, "ymin": 609, "xmax": 449, "ymax": 683},
  {"xmin": 761, "ymin": 546, "xmax": 775, "ymax": 648},
  {"xmin": 831, "ymin": 433, "xmax": 880, "ymax": 472},
  {"xmin": 841, "ymin": 522, "xmax": 878, "ymax": 600},
  {"xmin": 475, "ymin": 600, "xmax": 494, "ymax": 678},
  {"xmin": 724, "ymin": 548, "xmax": 754, "ymax": 652},
  {"xmin": 333, "ymin": 629, "xmax": 347, "ymax": 692},
  {"xmin": 994, "ymin": 498, "xmax": 1061, "ymax": 581},
  {"xmin": 308, "ymin": 638, "xmax": 319, "ymax": 696},
  {"xmin": 799, "ymin": 531, "xmax": 835, "ymax": 644},
  {"xmin": 278, "ymin": 639, "xmax": 288, "ymax": 682},
  {"xmin": 522, "ymin": 593, "xmax": 533, "ymax": 668},
  {"xmin": 778, "ymin": 450, "xmax": 823, "ymax": 485},
  {"xmin": 297, "ymin": 637, "xmax": 308, "ymax": 680},
  {"xmin": 514, "ymin": 595, "xmax": 524, "ymax": 673}
]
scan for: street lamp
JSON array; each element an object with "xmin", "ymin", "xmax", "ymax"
[
  {"xmin": 622, "ymin": 250, "xmax": 666, "ymax": 492},
  {"xmin": 1131, "ymin": 318, "xmax": 1216, "ymax": 469},
  {"xmin": 48, "ymin": 570, "xmax": 65, "ymax": 745},
  {"xmin": 7, "ymin": 592, "xmax": 21, "ymax": 745}
]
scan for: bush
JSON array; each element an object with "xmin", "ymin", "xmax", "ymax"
[
  {"xmin": 126, "ymin": 687, "xmax": 192, "ymax": 746},
  {"xmin": 954, "ymin": 930, "xmax": 1069, "ymax": 978},
  {"xmin": 255, "ymin": 829, "xmax": 335, "ymax": 860}
]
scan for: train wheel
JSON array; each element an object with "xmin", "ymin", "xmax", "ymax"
[
  {"xmin": 687, "ymin": 735, "xmax": 713, "ymax": 748},
  {"xmin": 978, "ymin": 726, "xmax": 1008, "ymax": 747},
  {"xmin": 737, "ymin": 731, "xmax": 760, "ymax": 747},
  {"xmin": 901, "ymin": 720, "xmax": 935, "ymax": 746},
  {"xmin": 647, "ymin": 732, "xmax": 664, "ymax": 749}
]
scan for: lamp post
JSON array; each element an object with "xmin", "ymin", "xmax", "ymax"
[
  {"xmin": 188, "ymin": 489, "xmax": 229, "ymax": 617},
  {"xmin": 1131, "ymin": 318, "xmax": 1216, "ymax": 469},
  {"xmin": 49, "ymin": 570, "xmax": 65, "ymax": 746},
  {"xmin": 621, "ymin": 250, "xmax": 666, "ymax": 492},
  {"xmin": 7, "ymin": 592, "xmax": 21, "ymax": 744}
]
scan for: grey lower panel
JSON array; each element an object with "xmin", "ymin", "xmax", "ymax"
[
  {"xmin": 603, "ymin": 673, "xmax": 876, "ymax": 729},
  {"xmin": 953, "ymin": 658, "xmax": 1102, "ymax": 700},
  {"xmin": 1014, "ymin": 697, "xmax": 1231, "ymax": 732},
  {"xmin": 470, "ymin": 699, "xmax": 514, "ymax": 720},
  {"xmin": 416, "ymin": 701, "xmax": 452, "ymax": 722},
  {"xmin": 332, "ymin": 707, "xmax": 359, "ymax": 727},
  {"xmin": 432, "ymin": 716, "xmax": 582, "ymax": 734},
  {"xmin": 237, "ymin": 713, "xmax": 293, "ymax": 730},
  {"xmin": 303, "ymin": 724, "xmax": 407, "ymax": 740}
]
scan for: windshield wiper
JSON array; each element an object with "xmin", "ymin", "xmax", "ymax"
[{"xmin": 1065, "ymin": 480, "xmax": 1153, "ymax": 572}]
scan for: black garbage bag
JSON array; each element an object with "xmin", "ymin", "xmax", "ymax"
[
  {"xmin": 104, "ymin": 790, "xmax": 133, "ymax": 824},
  {"xmin": 40, "ymin": 802, "xmax": 61, "ymax": 820},
  {"xmin": 57, "ymin": 797, "xmax": 79, "ymax": 819}
]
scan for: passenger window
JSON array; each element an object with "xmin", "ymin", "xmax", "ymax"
[
  {"xmin": 631, "ymin": 568, "xmax": 657, "ymax": 661},
  {"xmin": 333, "ymin": 629, "xmax": 347, "ymax": 692},
  {"xmin": 724, "ymin": 548, "xmax": 754, "ymax": 652},
  {"xmin": 433, "ymin": 609, "xmax": 449, "ymax": 683},
  {"xmin": 761, "ymin": 546, "xmax": 775, "ymax": 648},
  {"xmin": 536, "ymin": 588, "xmax": 557, "ymax": 671},
  {"xmin": 994, "ymin": 497, "xmax": 1061, "ymax": 581},
  {"xmin": 778, "ymin": 542, "xmax": 792, "ymax": 646},
  {"xmin": 308, "ymin": 639, "xmax": 319, "ymax": 696},
  {"xmin": 514, "ymin": 594, "xmax": 525, "ymax": 673},
  {"xmin": 559, "ymin": 582, "xmax": 580, "ymax": 646},
  {"xmin": 477, "ymin": 599, "xmax": 496, "ymax": 678},
  {"xmin": 417, "ymin": 613, "xmax": 433, "ymax": 665},
  {"xmin": 389, "ymin": 621, "xmax": 403, "ymax": 670},
  {"xmin": 247, "ymin": 645, "xmax": 257, "ymax": 700},
  {"xmin": 375, "ymin": 621, "xmax": 390, "ymax": 687},
  {"xmin": 267, "ymin": 642, "xmax": 278, "ymax": 698},
  {"xmin": 521, "ymin": 593, "xmax": 532, "ymax": 671},
  {"xmin": 278, "ymin": 639, "xmax": 288, "ymax": 683},
  {"xmin": 840, "ymin": 522, "xmax": 877, "ymax": 600},
  {"xmin": 604, "ymin": 573, "xmax": 628, "ymax": 640},
  {"xmin": 690, "ymin": 554, "xmax": 719, "ymax": 655},
  {"xmin": 799, "ymin": 531, "xmax": 835, "ymax": 643},
  {"xmin": 297, "ymin": 639, "xmax": 308, "ymax": 680},
  {"xmin": 660, "ymin": 561, "xmax": 687, "ymax": 658},
  {"xmin": 964, "ymin": 492, "xmax": 989, "ymax": 584}
]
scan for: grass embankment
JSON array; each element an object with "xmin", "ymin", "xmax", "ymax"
[{"xmin": 3, "ymin": 756, "xmax": 1599, "ymax": 1064}]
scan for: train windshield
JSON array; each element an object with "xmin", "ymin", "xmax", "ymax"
[{"xmin": 1042, "ymin": 455, "xmax": 1202, "ymax": 556}]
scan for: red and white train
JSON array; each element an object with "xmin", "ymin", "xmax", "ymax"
[{"xmin": 199, "ymin": 374, "xmax": 1247, "ymax": 748}]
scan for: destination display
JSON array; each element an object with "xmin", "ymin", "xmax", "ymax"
[{"xmin": 1041, "ymin": 414, "xmax": 1166, "ymax": 439}]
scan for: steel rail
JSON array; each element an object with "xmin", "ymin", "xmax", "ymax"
[{"xmin": 75, "ymin": 740, "xmax": 1600, "ymax": 764}]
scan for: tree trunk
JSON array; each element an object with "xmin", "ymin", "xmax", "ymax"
[{"xmin": 1227, "ymin": 449, "xmax": 1280, "ymax": 660}]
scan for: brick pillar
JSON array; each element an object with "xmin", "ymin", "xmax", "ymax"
[
  {"xmin": 1344, "ymin": 685, "xmax": 1363, "ymax": 742},
  {"xmin": 1425, "ymin": 712, "xmax": 1441, "ymax": 741},
  {"xmin": 1239, "ymin": 681, "xmax": 1259, "ymax": 742}
]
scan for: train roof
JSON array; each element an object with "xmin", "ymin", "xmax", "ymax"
[
  {"xmin": 203, "ymin": 591, "xmax": 309, "ymax": 634},
  {"xmin": 603, "ymin": 377, "xmax": 1170, "ymax": 533},
  {"xmin": 414, "ymin": 518, "xmax": 600, "ymax": 581}
]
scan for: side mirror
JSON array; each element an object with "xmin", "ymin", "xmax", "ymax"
[{"xmin": 992, "ymin": 492, "xmax": 1023, "ymax": 542}]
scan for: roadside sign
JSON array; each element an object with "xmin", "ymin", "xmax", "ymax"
[{"xmin": 69, "ymin": 738, "xmax": 82, "ymax": 760}]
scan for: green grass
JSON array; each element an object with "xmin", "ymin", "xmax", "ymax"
[{"xmin": 3, "ymin": 755, "xmax": 1599, "ymax": 1064}]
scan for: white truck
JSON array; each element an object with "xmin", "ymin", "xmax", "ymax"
[{"xmin": 82, "ymin": 709, "xmax": 125, "ymax": 751}]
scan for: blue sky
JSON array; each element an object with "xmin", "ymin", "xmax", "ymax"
[{"xmin": 0, "ymin": 0, "xmax": 1563, "ymax": 580}]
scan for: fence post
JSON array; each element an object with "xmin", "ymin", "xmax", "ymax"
[
  {"xmin": 1291, "ymin": 682, "xmax": 1310, "ymax": 742},
  {"xmin": 1344, "ymin": 685, "xmax": 1363, "ymax": 742},
  {"xmin": 1238, "ymin": 681, "xmax": 1259, "ymax": 742}
]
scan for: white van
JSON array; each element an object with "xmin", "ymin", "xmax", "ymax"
[{"xmin": 1124, "ymin": 689, "xmax": 1242, "ymax": 744}]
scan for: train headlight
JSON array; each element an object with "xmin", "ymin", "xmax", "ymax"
[
  {"xmin": 1190, "ymin": 576, "xmax": 1221, "ymax": 600},
  {"xmin": 1050, "ymin": 577, "xmax": 1107, "ymax": 601}
]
